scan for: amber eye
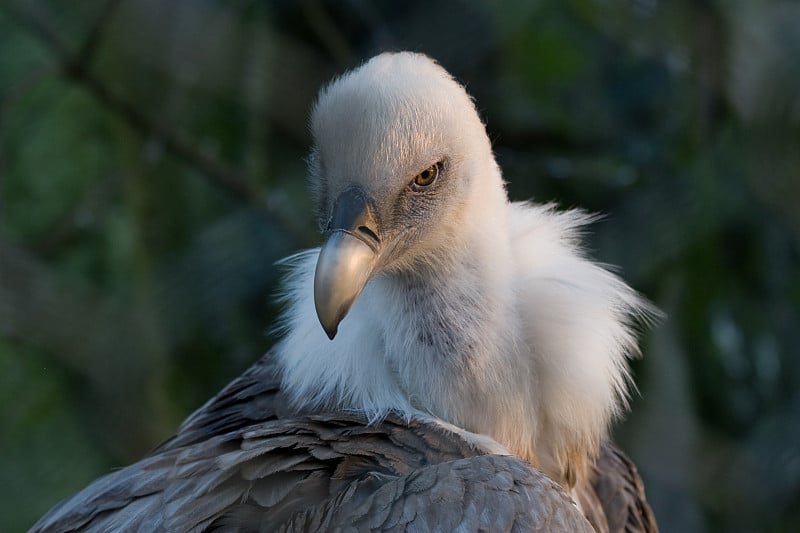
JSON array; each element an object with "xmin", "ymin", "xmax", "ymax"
[{"xmin": 413, "ymin": 162, "xmax": 441, "ymax": 188}]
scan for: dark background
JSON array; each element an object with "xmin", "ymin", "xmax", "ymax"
[{"xmin": 1, "ymin": 1, "xmax": 798, "ymax": 531}]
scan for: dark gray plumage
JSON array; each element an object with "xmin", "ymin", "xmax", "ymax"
[{"xmin": 30, "ymin": 357, "xmax": 654, "ymax": 532}]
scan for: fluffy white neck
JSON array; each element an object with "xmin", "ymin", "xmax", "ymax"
[
  {"xmin": 372, "ymin": 168, "xmax": 538, "ymax": 451},
  {"xmin": 376, "ymin": 213, "xmax": 525, "ymax": 426},
  {"xmin": 279, "ymin": 168, "xmax": 538, "ymax": 457}
]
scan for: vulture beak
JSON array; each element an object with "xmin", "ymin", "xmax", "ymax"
[{"xmin": 314, "ymin": 186, "xmax": 381, "ymax": 340}]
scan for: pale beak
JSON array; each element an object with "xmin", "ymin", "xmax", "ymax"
[{"xmin": 314, "ymin": 186, "xmax": 381, "ymax": 339}]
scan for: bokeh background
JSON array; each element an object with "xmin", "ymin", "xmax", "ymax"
[{"xmin": 1, "ymin": 1, "xmax": 798, "ymax": 531}]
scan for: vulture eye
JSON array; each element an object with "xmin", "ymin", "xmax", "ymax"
[{"xmin": 412, "ymin": 162, "xmax": 441, "ymax": 188}]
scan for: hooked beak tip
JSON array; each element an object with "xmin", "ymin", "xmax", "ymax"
[{"xmin": 324, "ymin": 326, "xmax": 338, "ymax": 341}]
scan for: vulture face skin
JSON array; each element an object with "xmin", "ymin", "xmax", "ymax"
[{"xmin": 29, "ymin": 52, "xmax": 659, "ymax": 533}]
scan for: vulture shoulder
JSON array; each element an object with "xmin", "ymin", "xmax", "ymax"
[
  {"xmin": 29, "ymin": 353, "xmax": 657, "ymax": 533},
  {"xmin": 30, "ymin": 354, "xmax": 602, "ymax": 533},
  {"xmin": 576, "ymin": 441, "xmax": 659, "ymax": 533}
]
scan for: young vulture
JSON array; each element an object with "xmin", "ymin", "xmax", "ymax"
[{"xmin": 30, "ymin": 52, "xmax": 658, "ymax": 533}]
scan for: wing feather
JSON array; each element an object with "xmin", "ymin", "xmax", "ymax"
[{"xmin": 30, "ymin": 353, "xmax": 653, "ymax": 532}]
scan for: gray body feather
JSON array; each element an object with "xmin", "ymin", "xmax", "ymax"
[{"xmin": 31, "ymin": 357, "xmax": 655, "ymax": 533}]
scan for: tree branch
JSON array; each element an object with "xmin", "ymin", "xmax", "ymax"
[
  {"xmin": 4, "ymin": 1, "xmax": 311, "ymax": 245},
  {"xmin": 0, "ymin": 235, "xmax": 167, "ymax": 458},
  {"xmin": 75, "ymin": 0, "xmax": 123, "ymax": 67}
]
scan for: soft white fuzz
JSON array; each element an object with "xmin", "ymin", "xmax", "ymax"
[{"xmin": 274, "ymin": 52, "xmax": 653, "ymax": 488}]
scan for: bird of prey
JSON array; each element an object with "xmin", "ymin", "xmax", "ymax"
[{"xmin": 30, "ymin": 52, "xmax": 658, "ymax": 532}]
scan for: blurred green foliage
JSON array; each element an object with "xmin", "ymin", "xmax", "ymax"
[{"xmin": 0, "ymin": 1, "xmax": 798, "ymax": 532}]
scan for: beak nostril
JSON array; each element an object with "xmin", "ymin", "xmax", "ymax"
[{"xmin": 357, "ymin": 225, "xmax": 380, "ymax": 244}]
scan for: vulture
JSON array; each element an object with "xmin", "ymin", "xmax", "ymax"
[{"xmin": 30, "ymin": 52, "xmax": 658, "ymax": 533}]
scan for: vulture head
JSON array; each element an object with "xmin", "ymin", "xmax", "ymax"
[{"xmin": 310, "ymin": 52, "xmax": 497, "ymax": 339}]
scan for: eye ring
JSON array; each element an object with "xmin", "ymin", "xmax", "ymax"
[{"xmin": 412, "ymin": 161, "xmax": 442, "ymax": 188}]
